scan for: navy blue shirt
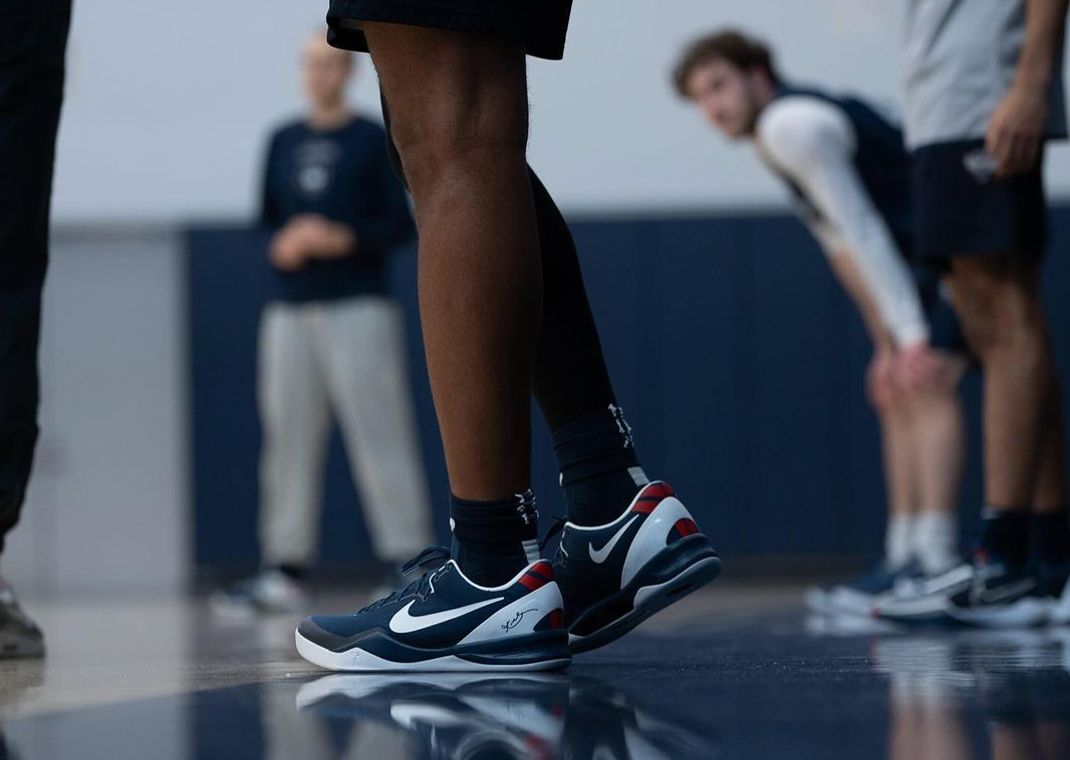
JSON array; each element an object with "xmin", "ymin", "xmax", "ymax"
[
  {"xmin": 771, "ymin": 84, "xmax": 914, "ymax": 255},
  {"xmin": 260, "ymin": 116, "xmax": 414, "ymax": 302}
]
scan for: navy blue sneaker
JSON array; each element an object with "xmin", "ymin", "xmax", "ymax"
[
  {"xmin": 806, "ymin": 561, "xmax": 923, "ymax": 617},
  {"xmin": 946, "ymin": 554, "xmax": 1050, "ymax": 628},
  {"xmin": 545, "ymin": 481, "xmax": 721, "ymax": 653},
  {"xmin": 296, "ymin": 547, "xmax": 571, "ymax": 672}
]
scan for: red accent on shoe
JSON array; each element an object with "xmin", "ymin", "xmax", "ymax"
[
  {"xmin": 643, "ymin": 482, "xmax": 675, "ymax": 500},
  {"xmin": 519, "ymin": 562, "xmax": 554, "ymax": 590},
  {"xmin": 673, "ymin": 518, "xmax": 698, "ymax": 537},
  {"xmin": 531, "ymin": 561, "xmax": 554, "ymax": 579},
  {"xmin": 547, "ymin": 609, "xmax": 565, "ymax": 629},
  {"xmin": 632, "ymin": 500, "xmax": 658, "ymax": 514}
]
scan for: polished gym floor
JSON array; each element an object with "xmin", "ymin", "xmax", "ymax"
[{"xmin": 2, "ymin": 580, "xmax": 1068, "ymax": 759}]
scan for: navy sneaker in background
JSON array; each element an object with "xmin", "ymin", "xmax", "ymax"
[
  {"xmin": 807, "ymin": 561, "xmax": 924, "ymax": 617},
  {"xmin": 946, "ymin": 554, "xmax": 1050, "ymax": 628}
]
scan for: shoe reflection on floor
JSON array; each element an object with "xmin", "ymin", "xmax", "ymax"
[
  {"xmin": 293, "ymin": 672, "xmax": 716, "ymax": 760},
  {"xmin": 815, "ymin": 612, "xmax": 1070, "ymax": 760}
]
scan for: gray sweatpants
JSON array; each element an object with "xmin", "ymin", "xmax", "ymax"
[{"xmin": 258, "ymin": 296, "xmax": 433, "ymax": 567}]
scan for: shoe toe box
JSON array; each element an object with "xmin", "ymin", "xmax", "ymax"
[{"xmin": 298, "ymin": 615, "xmax": 362, "ymax": 650}]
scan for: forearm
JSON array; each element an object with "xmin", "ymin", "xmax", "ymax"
[
  {"xmin": 298, "ymin": 221, "xmax": 357, "ymax": 259},
  {"xmin": 804, "ymin": 164, "xmax": 928, "ymax": 345},
  {"xmin": 1016, "ymin": 0, "xmax": 1069, "ymax": 90},
  {"xmin": 317, "ymin": 222, "xmax": 357, "ymax": 257},
  {"xmin": 828, "ymin": 252, "xmax": 895, "ymax": 349}
]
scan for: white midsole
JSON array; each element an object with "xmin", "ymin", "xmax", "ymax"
[
  {"xmin": 295, "ymin": 630, "xmax": 569, "ymax": 673},
  {"xmin": 945, "ymin": 598, "xmax": 1051, "ymax": 629}
]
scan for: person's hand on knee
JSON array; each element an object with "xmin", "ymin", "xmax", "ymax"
[
  {"xmin": 867, "ymin": 346, "xmax": 899, "ymax": 411},
  {"xmin": 894, "ymin": 341, "xmax": 945, "ymax": 393}
]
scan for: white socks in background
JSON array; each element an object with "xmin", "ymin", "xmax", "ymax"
[
  {"xmin": 886, "ymin": 512, "xmax": 959, "ymax": 574},
  {"xmin": 912, "ymin": 512, "xmax": 959, "ymax": 573},
  {"xmin": 885, "ymin": 515, "xmax": 915, "ymax": 569}
]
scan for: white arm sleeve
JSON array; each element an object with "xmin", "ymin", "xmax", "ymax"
[{"xmin": 756, "ymin": 97, "xmax": 929, "ymax": 347}]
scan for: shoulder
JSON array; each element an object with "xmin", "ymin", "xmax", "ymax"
[
  {"xmin": 267, "ymin": 118, "xmax": 307, "ymax": 147},
  {"xmin": 758, "ymin": 96, "xmax": 853, "ymax": 153}
]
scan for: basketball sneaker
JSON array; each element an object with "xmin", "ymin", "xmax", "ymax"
[
  {"xmin": 545, "ymin": 481, "xmax": 721, "ymax": 653},
  {"xmin": 296, "ymin": 547, "xmax": 570, "ymax": 672},
  {"xmin": 0, "ymin": 576, "xmax": 44, "ymax": 659},
  {"xmin": 210, "ymin": 568, "xmax": 309, "ymax": 618}
]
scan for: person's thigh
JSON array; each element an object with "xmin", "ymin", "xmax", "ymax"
[{"xmin": 360, "ymin": 20, "xmax": 529, "ymax": 185}]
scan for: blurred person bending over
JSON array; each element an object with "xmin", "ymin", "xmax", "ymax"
[
  {"xmin": 674, "ymin": 30, "xmax": 969, "ymax": 617},
  {"xmin": 896, "ymin": 0, "xmax": 1070, "ymax": 627},
  {"xmin": 0, "ymin": 0, "xmax": 71, "ymax": 658},
  {"xmin": 214, "ymin": 34, "xmax": 433, "ymax": 616},
  {"xmin": 294, "ymin": 1, "xmax": 721, "ymax": 672}
]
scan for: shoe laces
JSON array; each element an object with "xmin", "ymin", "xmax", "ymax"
[{"xmin": 360, "ymin": 545, "xmax": 451, "ymax": 612}]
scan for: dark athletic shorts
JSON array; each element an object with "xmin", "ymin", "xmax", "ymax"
[
  {"xmin": 917, "ymin": 275, "xmax": 969, "ymax": 356},
  {"xmin": 912, "ymin": 139, "xmax": 1048, "ymax": 262},
  {"xmin": 326, "ymin": 0, "xmax": 574, "ymax": 60}
]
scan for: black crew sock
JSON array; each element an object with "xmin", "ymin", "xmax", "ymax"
[
  {"xmin": 979, "ymin": 508, "xmax": 1031, "ymax": 568},
  {"xmin": 1031, "ymin": 509, "xmax": 1070, "ymax": 565},
  {"xmin": 274, "ymin": 564, "xmax": 309, "ymax": 583},
  {"xmin": 552, "ymin": 404, "xmax": 648, "ymax": 526},
  {"xmin": 1030, "ymin": 509, "xmax": 1070, "ymax": 594},
  {"xmin": 450, "ymin": 489, "xmax": 539, "ymax": 587}
]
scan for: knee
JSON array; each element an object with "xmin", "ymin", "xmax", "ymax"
[
  {"xmin": 871, "ymin": 381, "xmax": 907, "ymax": 418},
  {"xmin": 385, "ymin": 82, "xmax": 529, "ymax": 200}
]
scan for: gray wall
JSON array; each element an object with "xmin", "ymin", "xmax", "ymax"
[
  {"xmin": 51, "ymin": 0, "xmax": 1070, "ymax": 222},
  {"xmin": 3, "ymin": 230, "xmax": 189, "ymax": 596}
]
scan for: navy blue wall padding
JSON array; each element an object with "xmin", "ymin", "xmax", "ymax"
[{"xmin": 186, "ymin": 210, "xmax": 1070, "ymax": 571}]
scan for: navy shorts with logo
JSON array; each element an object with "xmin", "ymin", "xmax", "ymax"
[
  {"xmin": 327, "ymin": 0, "xmax": 574, "ymax": 60},
  {"xmin": 912, "ymin": 139, "xmax": 1047, "ymax": 262}
]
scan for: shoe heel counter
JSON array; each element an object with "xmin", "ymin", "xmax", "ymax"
[
  {"xmin": 622, "ymin": 496, "xmax": 695, "ymax": 587},
  {"xmin": 458, "ymin": 581, "xmax": 565, "ymax": 645}
]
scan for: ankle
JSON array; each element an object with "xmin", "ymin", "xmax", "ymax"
[
  {"xmin": 1030, "ymin": 507, "xmax": 1070, "ymax": 567},
  {"xmin": 450, "ymin": 489, "xmax": 539, "ymax": 586},
  {"xmin": 978, "ymin": 507, "xmax": 1030, "ymax": 567},
  {"xmin": 553, "ymin": 404, "xmax": 648, "ymax": 525}
]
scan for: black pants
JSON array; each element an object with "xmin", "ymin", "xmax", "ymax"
[{"xmin": 0, "ymin": 0, "xmax": 71, "ymax": 554}]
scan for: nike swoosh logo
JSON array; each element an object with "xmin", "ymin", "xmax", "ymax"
[
  {"xmin": 388, "ymin": 597, "xmax": 504, "ymax": 634},
  {"xmin": 974, "ymin": 579, "xmax": 1036, "ymax": 605},
  {"xmin": 589, "ymin": 515, "xmax": 639, "ymax": 564}
]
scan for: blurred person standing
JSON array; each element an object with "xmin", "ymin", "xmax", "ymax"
[
  {"xmin": 673, "ymin": 30, "xmax": 969, "ymax": 616},
  {"xmin": 0, "ymin": 0, "xmax": 72, "ymax": 658},
  {"xmin": 214, "ymin": 33, "xmax": 432, "ymax": 615},
  {"xmin": 895, "ymin": 0, "xmax": 1070, "ymax": 626}
]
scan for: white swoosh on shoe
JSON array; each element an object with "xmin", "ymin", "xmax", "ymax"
[
  {"xmin": 974, "ymin": 579, "xmax": 1036, "ymax": 605},
  {"xmin": 589, "ymin": 515, "xmax": 639, "ymax": 564},
  {"xmin": 389, "ymin": 597, "xmax": 505, "ymax": 634}
]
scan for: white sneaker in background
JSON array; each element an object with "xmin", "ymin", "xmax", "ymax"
[{"xmin": 210, "ymin": 569, "xmax": 309, "ymax": 618}]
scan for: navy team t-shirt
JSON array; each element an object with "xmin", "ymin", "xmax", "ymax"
[{"xmin": 259, "ymin": 115, "xmax": 414, "ymax": 302}]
